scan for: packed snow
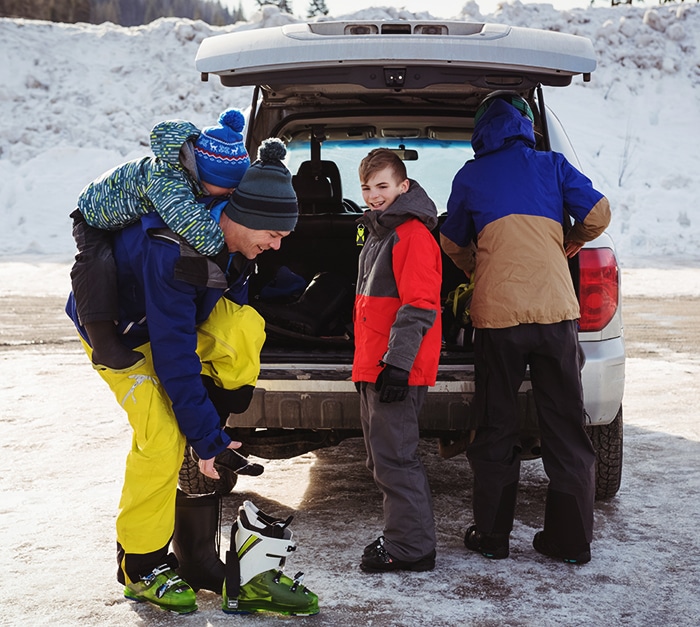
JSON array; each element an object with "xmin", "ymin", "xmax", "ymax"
[{"xmin": 1, "ymin": 3, "xmax": 699, "ymax": 626}]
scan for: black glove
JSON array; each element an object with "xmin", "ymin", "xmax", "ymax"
[
  {"xmin": 375, "ymin": 364, "xmax": 410, "ymax": 403},
  {"xmin": 215, "ymin": 448, "xmax": 264, "ymax": 476},
  {"xmin": 190, "ymin": 446, "xmax": 264, "ymax": 477}
]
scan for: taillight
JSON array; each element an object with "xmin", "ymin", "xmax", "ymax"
[{"xmin": 578, "ymin": 248, "xmax": 619, "ymax": 332}]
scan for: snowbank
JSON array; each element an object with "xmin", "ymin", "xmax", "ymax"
[{"xmin": 0, "ymin": 3, "xmax": 699, "ymax": 264}]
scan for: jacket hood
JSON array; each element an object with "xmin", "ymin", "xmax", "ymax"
[
  {"xmin": 150, "ymin": 120, "xmax": 201, "ymax": 165},
  {"xmin": 361, "ymin": 179, "xmax": 438, "ymax": 237},
  {"xmin": 471, "ymin": 98, "xmax": 536, "ymax": 157}
]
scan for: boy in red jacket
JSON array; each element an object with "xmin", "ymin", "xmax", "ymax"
[{"xmin": 352, "ymin": 148, "xmax": 442, "ymax": 573}]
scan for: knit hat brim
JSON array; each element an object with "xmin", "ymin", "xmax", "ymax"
[
  {"xmin": 223, "ymin": 141, "xmax": 298, "ymax": 232},
  {"xmin": 225, "ymin": 183, "xmax": 298, "ymax": 232},
  {"xmin": 196, "ymin": 152, "xmax": 250, "ymax": 188}
]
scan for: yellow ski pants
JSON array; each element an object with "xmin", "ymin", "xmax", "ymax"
[{"xmin": 80, "ymin": 298, "xmax": 265, "ymax": 564}]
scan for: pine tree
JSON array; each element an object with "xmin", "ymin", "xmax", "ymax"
[
  {"xmin": 256, "ymin": 0, "xmax": 292, "ymax": 14},
  {"xmin": 307, "ymin": 0, "xmax": 328, "ymax": 17},
  {"xmin": 231, "ymin": 0, "xmax": 245, "ymax": 22},
  {"xmin": 0, "ymin": 0, "xmax": 241, "ymax": 24}
]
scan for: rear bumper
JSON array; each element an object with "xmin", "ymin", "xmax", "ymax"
[
  {"xmin": 580, "ymin": 335, "xmax": 626, "ymax": 426},
  {"xmin": 229, "ymin": 333, "xmax": 625, "ymax": 433},
  {"xmin": 229, "ymin": 364, "xmax": 529, "ymax": 433}
]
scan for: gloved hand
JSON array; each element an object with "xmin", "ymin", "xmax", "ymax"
[
  {"xmin": 192, "ymin": 444, "xmax": 264, "ymax": 479},
  {"xmin": 375, "ymin": 364, "xmax": 410, "ymax": 403},
  {"xmin": 215, "ymin": 447, "xmax": 264, "ymax": 477}
]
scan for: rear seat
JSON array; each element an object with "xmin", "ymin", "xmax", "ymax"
[{"xmin": 292, "ymin": 160, "xmax": 345, "ymax": 215}]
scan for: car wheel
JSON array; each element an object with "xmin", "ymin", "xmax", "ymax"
[
  {"xmin": 586, "ymin": 405, "xmax": 623, "ymax": 501},
  {"xmin": 178, "ymin": 449, "xmax": 237, "ymax": 496}
]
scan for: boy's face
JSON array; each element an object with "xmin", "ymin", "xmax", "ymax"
[
  {"xmin": 360, "ymin": 166, "xmax": 409, "ymax": 211},
  {"xmin": 202, "ymin": 181, "xmax": 235, "ymax": 198}
]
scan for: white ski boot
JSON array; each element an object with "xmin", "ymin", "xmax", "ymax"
[{"xmin": 222, "ymin": 500, "xmax": 319, "ymax": 616}]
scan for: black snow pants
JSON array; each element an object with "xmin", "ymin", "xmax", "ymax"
[
  {"xmin": 69, "ymin": 209, "xmax": 118, "ymax": 325},
  {"xmin": 467, "ymin": 320, "xmax": 595, "ymax": 550}
]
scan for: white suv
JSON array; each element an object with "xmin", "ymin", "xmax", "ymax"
[{"xmin": 190, "ymin": 20, "xmax": 625, "ymax": 500}]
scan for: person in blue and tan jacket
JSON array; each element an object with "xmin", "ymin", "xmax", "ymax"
[{"xmin": 440, "ymin": 91, "xmax": 611, "ymax": 566}]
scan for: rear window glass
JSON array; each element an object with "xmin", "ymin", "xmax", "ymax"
[{"xmin": 286, "ymin": 138, "xmax": 474, "ymax": 213}]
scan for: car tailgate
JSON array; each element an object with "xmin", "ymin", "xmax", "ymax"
[{"xmin": 196, "ymin": 20, "xmax": 596, "ymax": 90}]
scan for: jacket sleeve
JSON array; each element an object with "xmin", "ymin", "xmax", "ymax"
[
  {"xmin": 384, "ymin": 225, "xmax": 441, "ymax": 372},
  {"xmin": 558, "ymin": 157, "xmax": 611, "ymax": 244},
  {"xmin": 142, "ymin": 235, "xmax": 231, "ymax": 460},
  {"xmin": 146, "ymin": 162, "xmax": 226, "ymax": 257},
  {"xmin": 440, "ymin": 165, "xmax": 476, "ymax": 248},
  {"xmin": 566, "ymin": 196, "xmax": 611, "ymax": 244},
  {"xmin": 440, "ymin": 233, "xmax": 476, "ymax": 276}
]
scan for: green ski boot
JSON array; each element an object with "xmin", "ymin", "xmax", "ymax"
[
  {"xmin": 222, "ymin": 500, "xmax": 319, "ymax": 616},
  {"xmin": 223, "ymin": 569, "xmax": 319, "ymax": 616},
  {"xmin": 124, "ymin": 563, "xmax": 197, "ymax": 614}
]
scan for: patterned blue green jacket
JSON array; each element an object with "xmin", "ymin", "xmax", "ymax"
[{"xmin": 77, "ymin": 120, "xmax": 224, "ymax": 257}]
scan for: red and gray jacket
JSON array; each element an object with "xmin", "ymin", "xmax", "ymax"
[{"xmin": 352, "ymin": 180, "xmax": 442, "ymax": 386}]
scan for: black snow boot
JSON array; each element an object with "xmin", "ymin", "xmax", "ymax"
[
  {"xmin": 85, "ymin": 320, "xmax": 144, "ymax": 370},
  {"xmin": 172, "ymin": 490, "xmax": 226, "ymax": 593},
  {"xmin": 189, "ymin": 445, "xmax": 264, "ymax": 477},
  {"xmin": 464, "ymin": 526, "xmax": 510, "ymax": 560},
  {"xmin": 466, "ymin": 480, "xmax": 518, "ymax": 559},
  {"xmin": 534, "ymin": 488, "xmax": 592, "ymax": 564}
]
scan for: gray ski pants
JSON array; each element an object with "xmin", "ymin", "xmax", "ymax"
[{"xmin": 359, "ymin": 383, "xmax": 436, "ymax": 561}]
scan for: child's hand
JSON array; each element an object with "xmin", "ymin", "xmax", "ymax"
[{"xmin": 375, "ymin": 364, "xmax": 410, "ymax": 403}]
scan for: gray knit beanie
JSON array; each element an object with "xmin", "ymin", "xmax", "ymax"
[{"xmin": 224, "ymin": 138, "xmax": 298, "ymax": 232}]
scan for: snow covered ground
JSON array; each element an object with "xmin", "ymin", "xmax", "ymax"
[
  {"xmin": 1, "ymin": 274, "xmax": 699, "ymax": 626},
  {"xmin": 1, "ymin": 2, "xmax": 699, "ymax": 625}
]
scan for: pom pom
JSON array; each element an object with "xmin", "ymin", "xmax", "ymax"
[
  {"xmin": 218, "ymin": 108, "xmax": 245, "ymax": 133},
  {"xmin": 258, "ymin": 138, "xmax": 287, "ymax": 163}
]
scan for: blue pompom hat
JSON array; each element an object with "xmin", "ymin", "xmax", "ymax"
[{"xmin": 194, "ymin": 108, "xmax": 251, "ymax": 188}]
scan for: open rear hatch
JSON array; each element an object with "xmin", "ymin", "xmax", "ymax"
[{"xmin": 196, "ymin": 20, "xmax": 596, "ymax": 93}]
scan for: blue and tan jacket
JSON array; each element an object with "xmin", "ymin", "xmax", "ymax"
[
  {"xmin": 77, "ymin": 120, "xmax": 225, "ymax": 256},
  {"xmin": 352, "ymin": 181, "xmax": 442, "ymax": 386},
  {"xmin": 440, "ymin": 99, "xmax": 611, "ymax": 329}
]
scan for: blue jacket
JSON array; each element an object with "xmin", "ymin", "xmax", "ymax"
[
  {"xmin": 440, "ymin": 99, "xmax": 611, "ymax": 329},
  {"xmin": 66, "ymin": 208, "xmax": 253, "ymax": 459}
]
